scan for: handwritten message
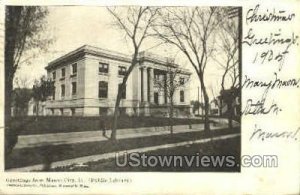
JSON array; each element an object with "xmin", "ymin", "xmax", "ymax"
[{"xmin": 242, "ymin": 4, "xmax": 300, "ymax": 141}]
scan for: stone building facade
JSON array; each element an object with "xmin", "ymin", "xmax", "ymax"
[{"xmin": 45, "ymin": 45, "xmax": 192, "ymax": 116}]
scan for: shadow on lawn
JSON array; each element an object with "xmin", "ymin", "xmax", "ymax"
[{"xmin": 38, "ymin": 144, "xmax": 73, "ymax": 171}]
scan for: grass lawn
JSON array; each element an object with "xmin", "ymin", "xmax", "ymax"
[
  {"xmin": 5, "ymin": 127, "xmax": 240, "ymax": 170},
  {"xmin": 10, "ymin": 116, "xmax": 208, "ymax": 135},
  {"xmin": 53, "ymin": 136, "xmax": 241, "ymax": 172}
]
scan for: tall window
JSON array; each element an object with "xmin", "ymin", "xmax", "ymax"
[
  {"xmin": 98, "ymin": 81, "xmax": 108, "ymax": 98},
  {"xmin": 72, "ymin": 82, "xmax": 77, "ymax": 95},
  {"xmin": 61, "ymin": 84, "xmax": 65, "ymax": 97},
  {"xmin": 61, "ymin": 68, "xmax": 65, "ymax": 78},
  {"xmin": 71, "ymin": 108, "xmax": 75, "ymax": 116},
  {"xmin": 154, "ymin": 74, "xmax": 160, "ymax": 81},
  {"xmin": 118, "ymin": 66, "xmax": 126, "ymax": 76},
  {"xmin": 118, "ymin": 84, "xmax": 126, "ymax": 99},
  {"xmin": 72, "ymin": 63, "xmax": 77, "ymax": 75},
  {"xmin": 154, "ymin": 92, "xmax": 159, "ymax": 104},
  {"xmin": 99, "ymin": 62, "xmax": 109, "ymax": 73},
  {"xmin": 52, "ymin": 71, "xmax": 56, "ymax": 80},
  {"xmin": 180, "ymin": 77, "xmax": 185, "ymax": 85},
  {"xmin": 180, "ymin": 90, "xmax": 185, "ymax": 102},
  {"xmin": 53, "ymin": 86, "xmax": 56, "ymax": 100}
]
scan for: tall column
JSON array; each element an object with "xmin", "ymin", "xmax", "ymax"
[
  {"xmin": 165, "ymin": 73, "xmax": 170, "ymax": 104},
  {"xmin": 137, "ymin": 67, "xmax": 141, "ymax": 102},
  {"xmin": 143, "ymin": 66, "xmax": 148, "ymax": 102},
  {"xmin": 149, "ymin": 68, "xmax": 154, "ymax": 103},
  {"xmin": 140, "ymin": 67, "xmax": 144, "ymax": 102},
  {"xmin": 164, "ymin": 73, "xmax": 168, "ymax": 104},
  {"xmin": 159, "ymin": 74, "xmax": 164, "ymax": 105}
]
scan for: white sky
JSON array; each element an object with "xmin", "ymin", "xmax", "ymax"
[{"xmin": 14, "ymin": 6, "xmax": 234, "ymax": 101}]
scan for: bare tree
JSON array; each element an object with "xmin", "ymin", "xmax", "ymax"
[
  {"xmin": 107, "ymin": 6, "xmax": 159, "ymax": 141},
  {"xmin": 153, "ymin": 59, "xmax": 189, "ymax": 134},
  {"xmin": 154, "ymin": 7, "xmax": 223, "ymax": 132},
  {"xmin": 213, "ymin": 8, "xmax": 239, "ymax": 92},
  {"xmin": 213, "ymin": 8, "xmax": 240, "ymax": 129}
]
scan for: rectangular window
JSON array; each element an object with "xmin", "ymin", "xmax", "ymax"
[
  {"xmin": 180, "ymin": 77, "xmax": 185, "ymax": 85},
  {"xmin": 154, "ymin": 92, "xmax": 159, "ymax": 104},
  {"xmin": 61, "ymin": 84, "xmax": 65, "ymax": 97},
  {"xmin": 180, "ymin": 90, "xmax": 185, "ymax": 102},
  {"xmin": 118, "ymin": 84, "xmax": 126, "ymax": 99},
  {"xmin": 118, "ymin": 66, "xmax": 127, "ymax": 76},
  {"xmin": 52, "ymin": 71, "xmax": 56, "ymax": 80},
  {"xmin": 98, "ymin": 81, "xmax": 108, "ymax": 98},
  {"xmin": 99, "ymin": 62, "xmax": 109, "ymax": 73},
  {"xmin": 61, "ymin": 68, "xmax": 65, "ymax": 78},
  {"xmin": 71, "ymin": 108, "xmax": 75, "ymax": 116},
  {"xmin": 53, "ymin": 86, "xmax": 56, "ymax": 100},
  {"xmin": 60, "ymin": 108, "xmax": 64, "ymax": 116},
  {"xmin": 72, "ymin": 82, "xmax": 77, "ymax": 95},
  {"xmin": 72, "ymin": 63, "xmax": 77, "ymax": 75}
]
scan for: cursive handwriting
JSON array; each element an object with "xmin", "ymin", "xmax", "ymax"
[
  {"xmin": 242, "ymin": 72, "xmax": 300, "ymax": 98},
  {"xmin": 250, "ymin": 125, "xmax": 299, "ymax": 141},
  {"xmin": 242, "ymin": 96, "xmax": 281, "ymax": 115},
  {"xmin": 243, "ymin": 28, "xmax": 299, "ymax": 49},
  {"xmin": 246, "ymin": 4, "xmax": 296, "ymax": 24}
]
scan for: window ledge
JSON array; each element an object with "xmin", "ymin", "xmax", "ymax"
[
  {"xmin": 118, "ymin": 75, "xmax": 126, "ymax": 78},
  {"xmin": 99, "ymin": 72, "xmax": 109, "ymax": 76}
]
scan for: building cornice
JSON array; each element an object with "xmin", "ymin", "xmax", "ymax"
[
  {"xmin": 45, "ymin": 45, "xmax": 132, "ymax": 70},
  {"xmin": 45, "ymin": 45, "xmax": 192, "ymax": 75}
]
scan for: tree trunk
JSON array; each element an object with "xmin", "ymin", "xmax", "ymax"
[
  {"xmin": 5, "ymin": 77, "xmax": 13, "ymax": 124},
  {"xmin": 111, "ymin": 90, "xmax": 123, "ymax": 141},
  {"xmin": 169, "ymin": 98, "xmax": 174, "ymax": 134},
  {"xmin": 110, "ymin": 52, "xmax": 138, "ymax": 141},
  {"xmin": 227, "ymin": 100, "xmax": 233, "ymax": 129},
  {"xmin": 199, "ymin": 74, "xmax": 210, "ymax": 132},
  {"xmin": 35, "ymin": 101, "xmax": 39, "ymax": 120},
  {"xmin": 203, "ymin": 90, "xmax": 210, "ymax": 132},
  {"xmin": 219, "ymin": 100, "xmax": 223, "ymax": 117},
  {"xmin": 4, "ymin": 76, "xmax": 13, "ymax": 157}
]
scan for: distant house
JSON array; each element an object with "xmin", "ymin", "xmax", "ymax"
[
  {"xmin": 27, "ymin": 98, "xmax": 47, "ymax": 116},
  {"xmin": 210, "ymin": 87, "xmax": 240, "ymax": 118},
  {"xmin": 210, "ymin": 98, "xmax": 220, "ymax": 116}
]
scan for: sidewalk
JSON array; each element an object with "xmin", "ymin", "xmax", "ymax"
[
  {"xmin": 15, "ymin": 121, "xmax": 238, "ymax": 149},
  {"xmin": 9, "ymin": 133, "xmax": 240, "ymax": 172}
]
